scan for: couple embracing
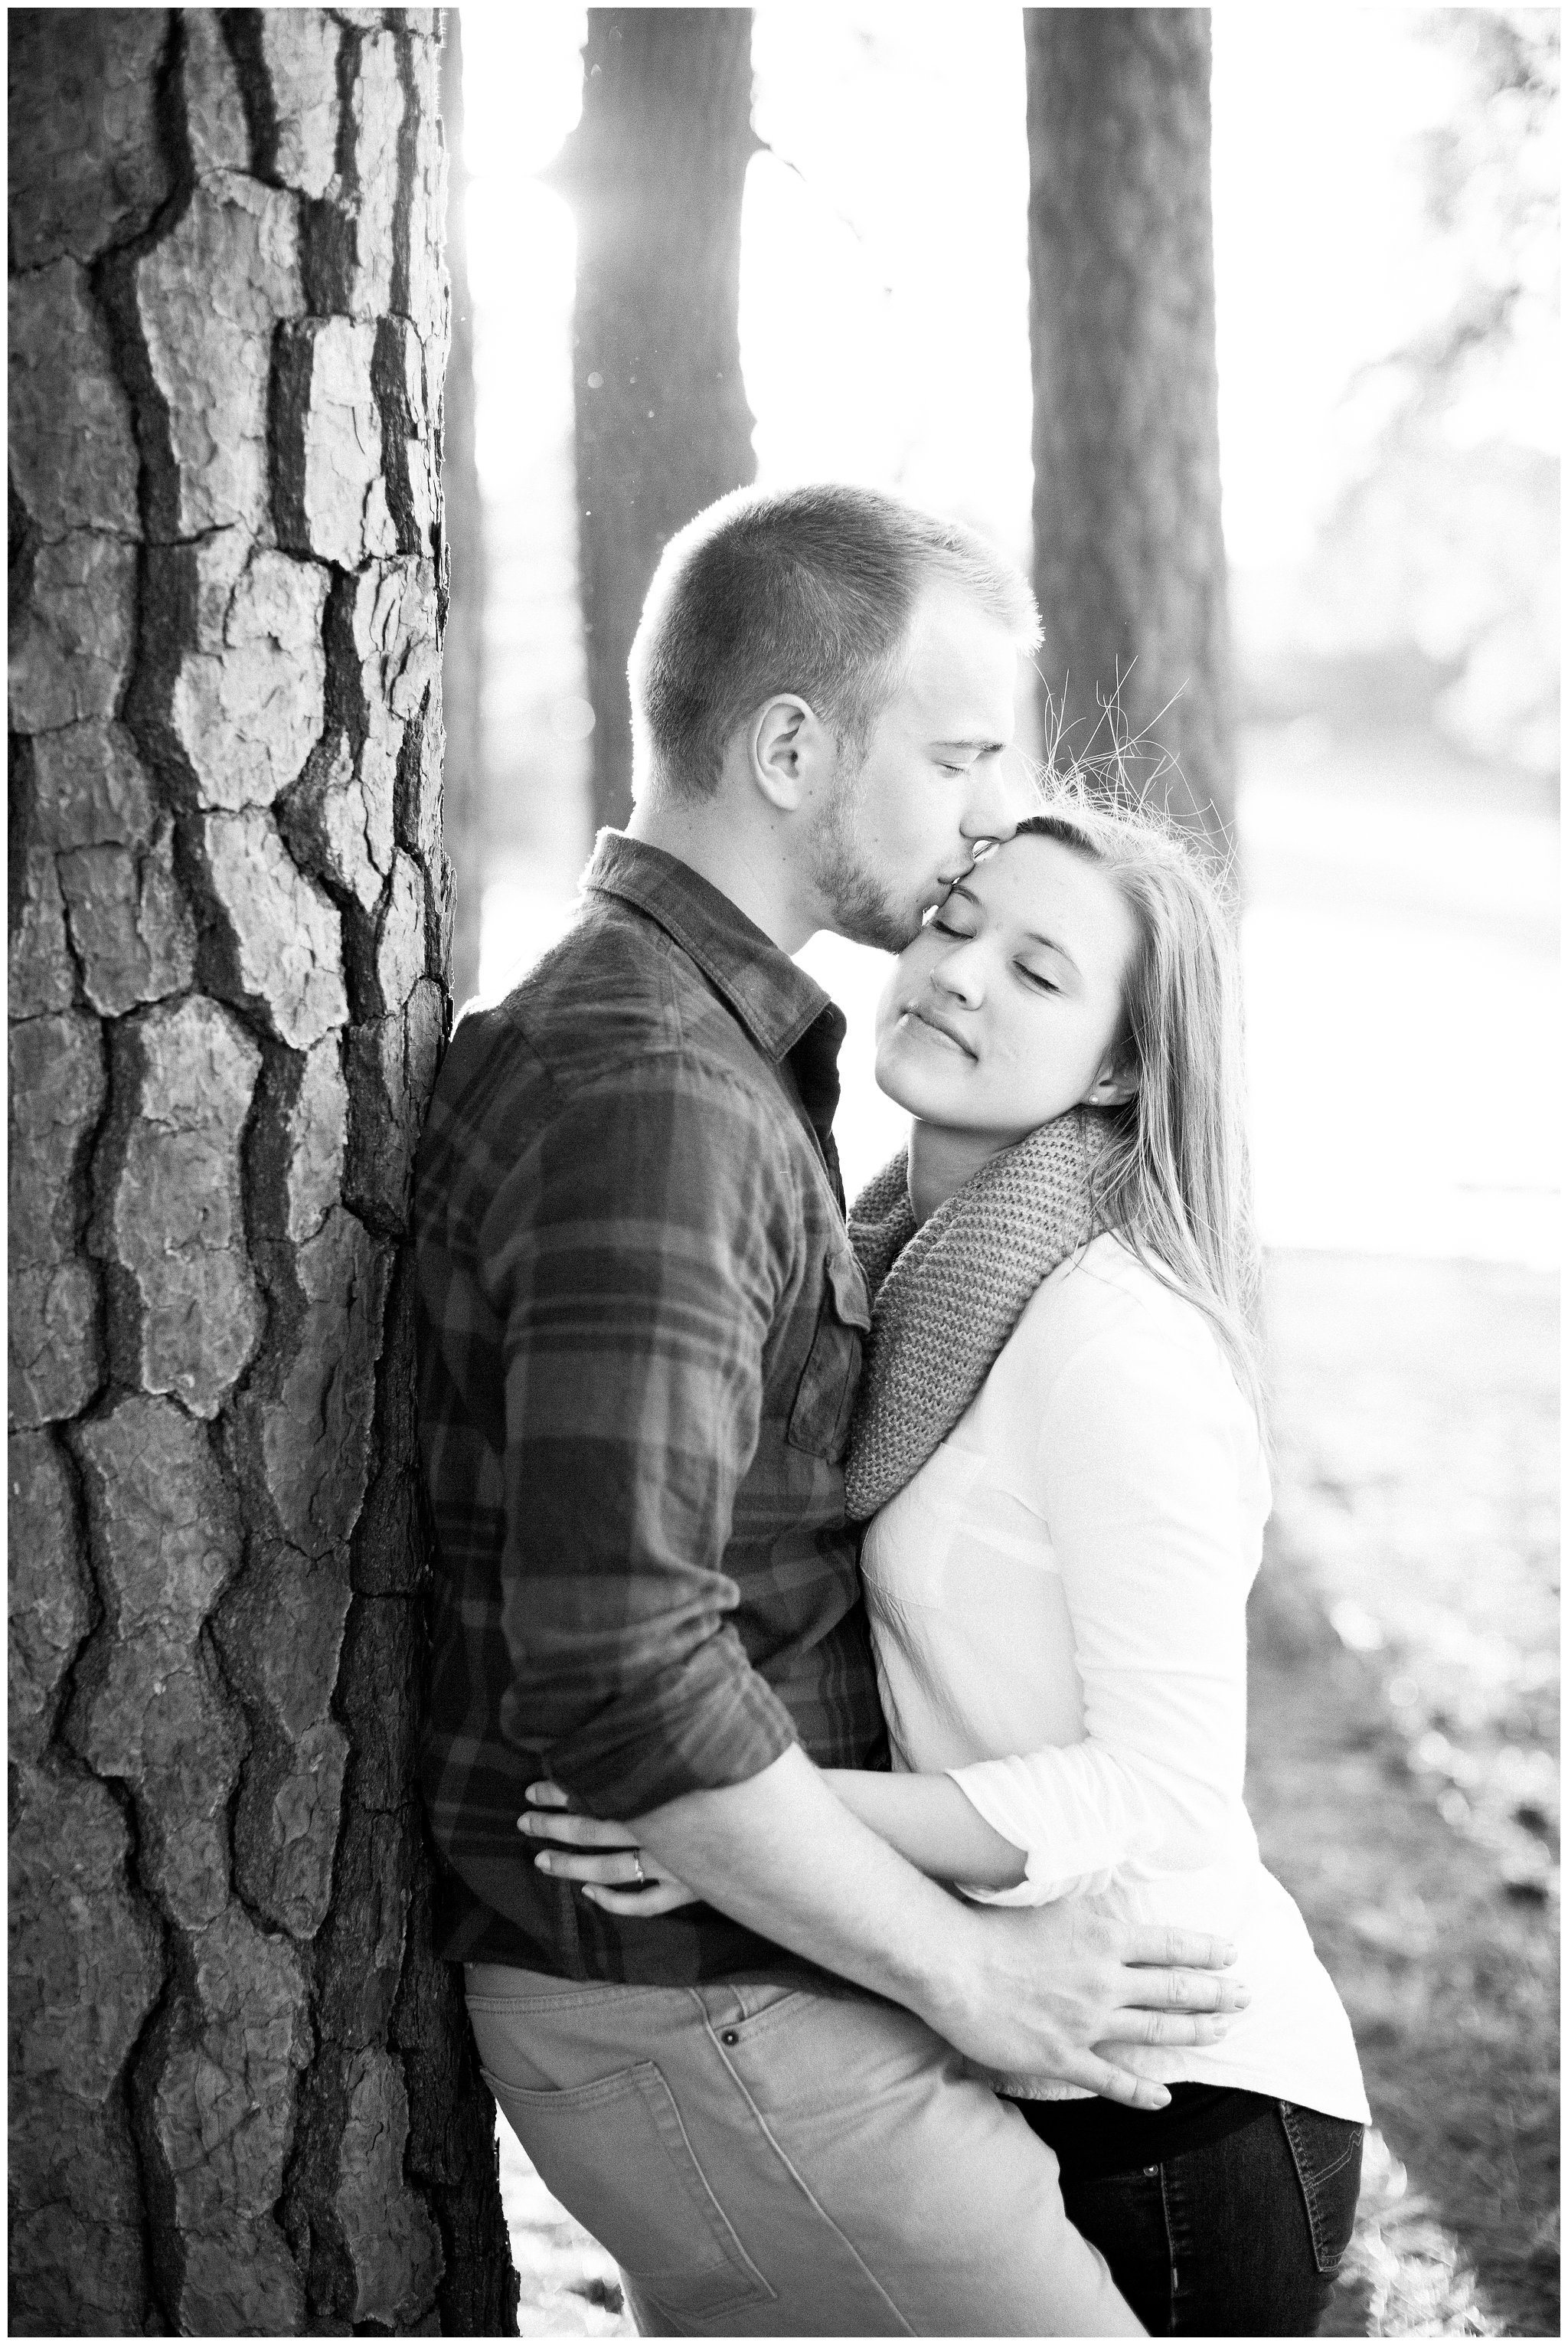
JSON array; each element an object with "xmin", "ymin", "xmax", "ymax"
[{"xmin": 415, "ymin": 486, "xmax": 1367, "ymax": 2337}]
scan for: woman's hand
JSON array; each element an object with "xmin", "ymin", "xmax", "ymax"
[{"xmin": 517, "ymin": 1781, "xmax": 700, "ymax": 1915}]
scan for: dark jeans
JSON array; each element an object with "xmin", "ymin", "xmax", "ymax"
[{"xmin": 1060, "ymin": 2101, "xmax": 1364, "ymax": 2337}]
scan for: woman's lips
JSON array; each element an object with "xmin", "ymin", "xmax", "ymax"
[{"xmin": 902, "ymin": 1002, "xmax": 976, "ymax": 1058}]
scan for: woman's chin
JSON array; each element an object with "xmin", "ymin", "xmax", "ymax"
[{"xmin": 872, "ymin": 1048, "xmax": 959, "ymax": 1123}]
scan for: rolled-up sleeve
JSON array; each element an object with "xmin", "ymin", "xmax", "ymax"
[
  {"xmin": 479, "ymin": 1050, "xmax": 800, "ymax": 1817},
  {"xmin": 949, "ymin": 1322, "xmax": 1256, "ymax": 1903}
]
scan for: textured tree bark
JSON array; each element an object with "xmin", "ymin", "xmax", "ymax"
[
  {"xmin": 1024, "ymin": 8, "xmax": 1236, "ymax": 848},
  {"xmin": 439, "ymin": 14, "xmax": 485, "ymax": 1005},
  {"xmin": 554, "ymin": 7, "xmax": 758, "ymax": 831},
  {"xmin": 7, "ymin": 11, "xmax": 516, "ymax": 2334}
]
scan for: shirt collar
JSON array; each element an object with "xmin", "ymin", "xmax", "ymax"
[{"xmin": 583, "ymin": 830, "xmax": 836, "ymax": 1064}]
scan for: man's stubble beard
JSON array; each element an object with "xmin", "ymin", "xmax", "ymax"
[{"xmin": 805, "ymin": 746, "xmax": 924, "ymax": 955}]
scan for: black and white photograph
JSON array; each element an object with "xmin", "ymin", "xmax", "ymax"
[{"xmin": 7, "ymin": 5, "xmax": 1560, "ymax": 2337}]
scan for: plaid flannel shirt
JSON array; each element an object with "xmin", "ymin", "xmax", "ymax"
[{"xmin": 416, "ymin": 832, "xmax": 887, "ymax": 1982}]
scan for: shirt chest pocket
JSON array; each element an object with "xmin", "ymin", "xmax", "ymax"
[{"xmin": 786, "ymin": 1248, "xmax": 871, "ymax": 1462}]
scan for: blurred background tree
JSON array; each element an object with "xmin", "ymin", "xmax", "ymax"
[
  {"xmin": 549, "ymin": 7, "xmax": 758, "ymax": 830},
  {"xmin": 1024, "ymin": 8, "xmax": 1234, "ymax": 847}
]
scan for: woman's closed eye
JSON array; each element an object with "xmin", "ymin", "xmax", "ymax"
[{"xmin": 1017, "ymin": 963, "xmax": 1060, "ymax": 993}]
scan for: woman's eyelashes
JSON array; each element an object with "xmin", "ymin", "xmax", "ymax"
[
  {"xmin": 929, "ymin": 918, "xmax": 1060, "ymax": 995},
  {"xmin": 930, "ymin": 924, "xmax": 1060, "ymax": 995}
]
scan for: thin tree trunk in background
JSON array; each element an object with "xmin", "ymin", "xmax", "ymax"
[
  {"xmin": 440, "ymin": 15, "xmax": 485, "ymax": 1005},
  {"xmin": 1024, "ymin": 8, "xmax": 1236, "ymax": 848},
  {"xmin": 7, "ymin": 11, "xmax": 515, "ymax": 2332},
  {"xmin": 554, "ymin": 8, "xmax": 757, "ymax": 831}
]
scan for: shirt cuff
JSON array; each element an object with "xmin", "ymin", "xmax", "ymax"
[
  {"xmin": 946, "ymin": 1757, "xmax": 1129, "ymax": 1905},
  {"xmin": 534, "ymin": 1632, "xmax": 800, "ymax": 1818}
]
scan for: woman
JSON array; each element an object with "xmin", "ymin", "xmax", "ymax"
[{"xmin": 523, "ymin": 795, "xmax": 1369, "ymax": 2336}]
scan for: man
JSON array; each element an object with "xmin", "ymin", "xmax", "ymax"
[{"xmin": 416, "ymin": 486, "xmax": 1244, "ymax": 2334}]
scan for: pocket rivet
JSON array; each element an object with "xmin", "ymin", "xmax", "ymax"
[{"xmin": 720, "ymin": 2029, "xmax": 740, "ymax": 2046}]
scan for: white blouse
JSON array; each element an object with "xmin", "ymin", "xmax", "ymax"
[{"xmin": 861, "ymin": 1232, "xmax": 1369, "ymax": 2120}]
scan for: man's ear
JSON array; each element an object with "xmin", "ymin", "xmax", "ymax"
[
  {"xmin": 1083, "ymin": 1050, "xmax": 1139, "ymax": 1107},
  {"xmin": 749, "ymin": 694, "xmax": 828, "ymax": 812}
]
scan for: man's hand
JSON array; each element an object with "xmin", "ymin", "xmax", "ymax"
[{"xmin": 929, "ymin": 1898, "xmax": 1246, "ymax": 2106}]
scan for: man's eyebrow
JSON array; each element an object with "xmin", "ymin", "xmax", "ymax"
[{"xmin": 931, "ymin": 737, "xmax": 1008, "ymax": 755}]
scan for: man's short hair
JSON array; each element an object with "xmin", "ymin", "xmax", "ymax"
[{"xmin": 628, "ymin": 483, "xmax": 1042, "ymax": 801}]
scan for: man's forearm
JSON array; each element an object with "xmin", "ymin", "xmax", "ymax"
[{"xmin": 634, "ymin": 1745, "xmax": 983, "ymax": 2026}]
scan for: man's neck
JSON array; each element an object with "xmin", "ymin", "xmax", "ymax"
[
  {"xmin": 625, "ymin": 794, "xmax": 814, "ymax": 953},
  {"xmin": 906, "ymin": 1119, "xmax": 1018, "ymax": 1227}
]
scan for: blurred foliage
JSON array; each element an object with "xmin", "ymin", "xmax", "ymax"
[
  {"xmin": 1297, "ymin": 11, "xmax": 1560, "ymax": 775},
  {"xmin": 1395, "ymin": 8, "xmax": 1560, "ymax": 414},
  {"xmin": 1309, "ymin": 436, "xmax": 1557, "ymax": 773}
]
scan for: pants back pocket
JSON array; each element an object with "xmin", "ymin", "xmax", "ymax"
[{"xmin": 482, "ymin": 2057, "xmax": 776, "ymax": 2322}]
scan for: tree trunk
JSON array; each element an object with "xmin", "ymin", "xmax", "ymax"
[
  {"xmin": 439, "ymin": 15, "xmax": 485, "ymax": 1006},
  {"xmin": 1024, "ymin": 8, "xmax": 1236, "ymax": 848},
  {"xmin": 7, "ymin": 11, "xmax": 515, "ymax": 2334},
  {"xmin": 554, "ymin": 7, "xmax": 758, "ymax": 832}
]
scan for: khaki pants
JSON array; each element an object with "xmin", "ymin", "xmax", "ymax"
[{"xmin": 466, "ymin": 1961, "xmax": 1142, "ymax": 2338}]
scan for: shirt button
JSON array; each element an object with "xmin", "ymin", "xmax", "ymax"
[{"xmin": 720, "ymin": 2029, "xmax": 740, "ymax": 2046}]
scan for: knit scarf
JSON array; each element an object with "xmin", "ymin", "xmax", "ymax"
[{"xmin": 842, "ymin": 1107, "xmax": 1116, "ymax": 1522}]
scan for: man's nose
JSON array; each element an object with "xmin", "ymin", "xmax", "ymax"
[{"xmin": 959, "ymin": 757, "xmax": 1031, "ymax": 845}]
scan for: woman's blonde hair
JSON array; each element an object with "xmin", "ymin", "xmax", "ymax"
[{"xmin": 1014, "ymin": 785, "xmax": 1266, "ymax": 1430}]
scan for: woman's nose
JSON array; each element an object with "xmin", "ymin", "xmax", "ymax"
[{"xmin": 931, "ymin": 944, "xmax": 985, "ymax": 1006}]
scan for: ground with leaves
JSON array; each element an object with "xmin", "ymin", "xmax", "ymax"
[{"xmin": 1252, "ymin": 1249, "xmax": 1558, "ymax": 2339}]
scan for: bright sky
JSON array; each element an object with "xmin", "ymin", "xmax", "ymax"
[{"xmin": 459, "ymin": 4, "xmax": 1545, "ymax": 574}]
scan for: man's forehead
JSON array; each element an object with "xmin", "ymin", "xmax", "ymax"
[
  {"xmin": 899, "ymin": 590, "xmax": 1019, "ymax": 724},
  {"xmin": 906, "ymin": 578, "xmax": 1018, "ymax": 652}
]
